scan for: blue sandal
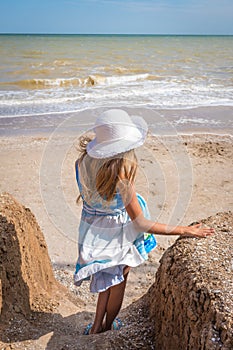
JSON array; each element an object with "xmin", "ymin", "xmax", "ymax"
[
  {"xmin": 112, "ymin": 318, "xmax": 122, "ymax": 330},
  {"xmin": 83, "ymin": 318, "xmax": 122, "ymax": 335},
  {"xmin": 83, "ymin": 322, "xmax": 92, "ymax": 335}
]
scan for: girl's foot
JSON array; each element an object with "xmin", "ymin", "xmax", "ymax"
[
  {"xmin": 83, "ymin": 323, "xmax": 93, "ymax": 335},
  {"xmin": 84, "ymin": 318, "xmax": 122, "ymax": 335},
  {"xmin": 112, "ymin": 317, "xmax": 122, "ymax": 330},
  {"xmin": 102, "ymin": 317, "xmax": 123, "ymax": 332},
  {"xmin": 83, "ymin": 322, "xmax": 103, "ymax": 335}
]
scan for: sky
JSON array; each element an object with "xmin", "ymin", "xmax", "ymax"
[{"xmin": 0, "ymin": 0, "xmax": 233, "ymax": 35}]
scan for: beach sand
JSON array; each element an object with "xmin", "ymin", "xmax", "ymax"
[{"xmin": 0, "ymin": 128, "xmax": 232, "ymax": 313}]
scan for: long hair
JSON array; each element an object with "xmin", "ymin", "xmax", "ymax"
[{"xmin": 77, "ymin": 135, "xmax": 138, "ymax": 204}]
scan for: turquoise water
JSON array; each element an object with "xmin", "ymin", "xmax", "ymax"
[{"xmin": 0, "ymin": 34, "xmax": 232, "ymax": 130}]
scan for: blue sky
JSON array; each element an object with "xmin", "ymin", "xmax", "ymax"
[{"xmin": 0, "ymin": 0, "xmax": 232, "ymax": 35}]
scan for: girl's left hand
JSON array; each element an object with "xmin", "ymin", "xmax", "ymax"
[{"xmin": 183, "ymin": 223, "xmax": 215, "ymax": 238}]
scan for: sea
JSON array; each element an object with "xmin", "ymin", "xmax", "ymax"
[{"xmin": 0, "ymin": 34, "xmax": 233, "ymax": 134}]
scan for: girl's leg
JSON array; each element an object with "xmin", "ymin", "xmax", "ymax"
[
  {"xmin": 90, "ymin": 288, "xmax": 110, "ymax": 334},
  {"xmin": 104, "ymin": 268, "xmax": 130, "ymax": 331},
  {"xmin": 91, "ymin": 266, "xmax": 130, "ymax": 334}
]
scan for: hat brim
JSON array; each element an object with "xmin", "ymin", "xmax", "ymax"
[{"xmin": 86, "ymin": 115, "xmax": 148, "ymax": 159}]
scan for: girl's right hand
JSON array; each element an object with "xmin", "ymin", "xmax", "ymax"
[{"xmin": 183, "ymin": 223, "xmax": 215, "ymax": 238}]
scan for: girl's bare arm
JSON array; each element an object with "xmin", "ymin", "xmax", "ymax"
[{"xmin": 124, "ymin": 189, "xmax": 214, "ymax": 238}]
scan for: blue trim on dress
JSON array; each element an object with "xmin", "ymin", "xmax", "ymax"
[{"xmin": 75, "ymin": 259, "xmax": 111, "ymax": 274}]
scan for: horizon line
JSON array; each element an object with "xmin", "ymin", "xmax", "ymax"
[{"xmin": 0, "ymin": 32, "xmax": 233, "ymax": 36}]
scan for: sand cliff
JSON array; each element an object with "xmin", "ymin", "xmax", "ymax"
[
  {"xmin": 0, "ymin": 192, "xmax": 58, "ymax": 321},
  {"xmin": 149, "ymin": 211, "xmax": 233, "ymax": 350}
]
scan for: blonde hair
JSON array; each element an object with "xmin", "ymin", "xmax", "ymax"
[{"xmin": 77, "ymin": 135, "xmax": 138, "ymax": 203}]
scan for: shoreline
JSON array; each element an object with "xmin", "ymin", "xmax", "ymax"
[{"xmin": 0, "ymin": 105, "xmax": 232, "ymax": 137}]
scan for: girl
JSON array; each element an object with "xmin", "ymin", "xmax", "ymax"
[{"xmin": 74, "ymin": 109, "xmax": 214, "ymax": 335}]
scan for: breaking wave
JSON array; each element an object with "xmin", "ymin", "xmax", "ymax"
[{"xmin": 3, "ymin": 73, "xmax": 152, "ymax": 89}]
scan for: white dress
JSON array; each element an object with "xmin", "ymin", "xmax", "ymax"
[{"xmin": 74, "ymin": 157, "xmax": 157, "ymax": 293}]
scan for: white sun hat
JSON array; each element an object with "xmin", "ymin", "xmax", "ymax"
[{"xmin": 86, "ymin": 109, "xmax": 148, "ymax": 158}]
